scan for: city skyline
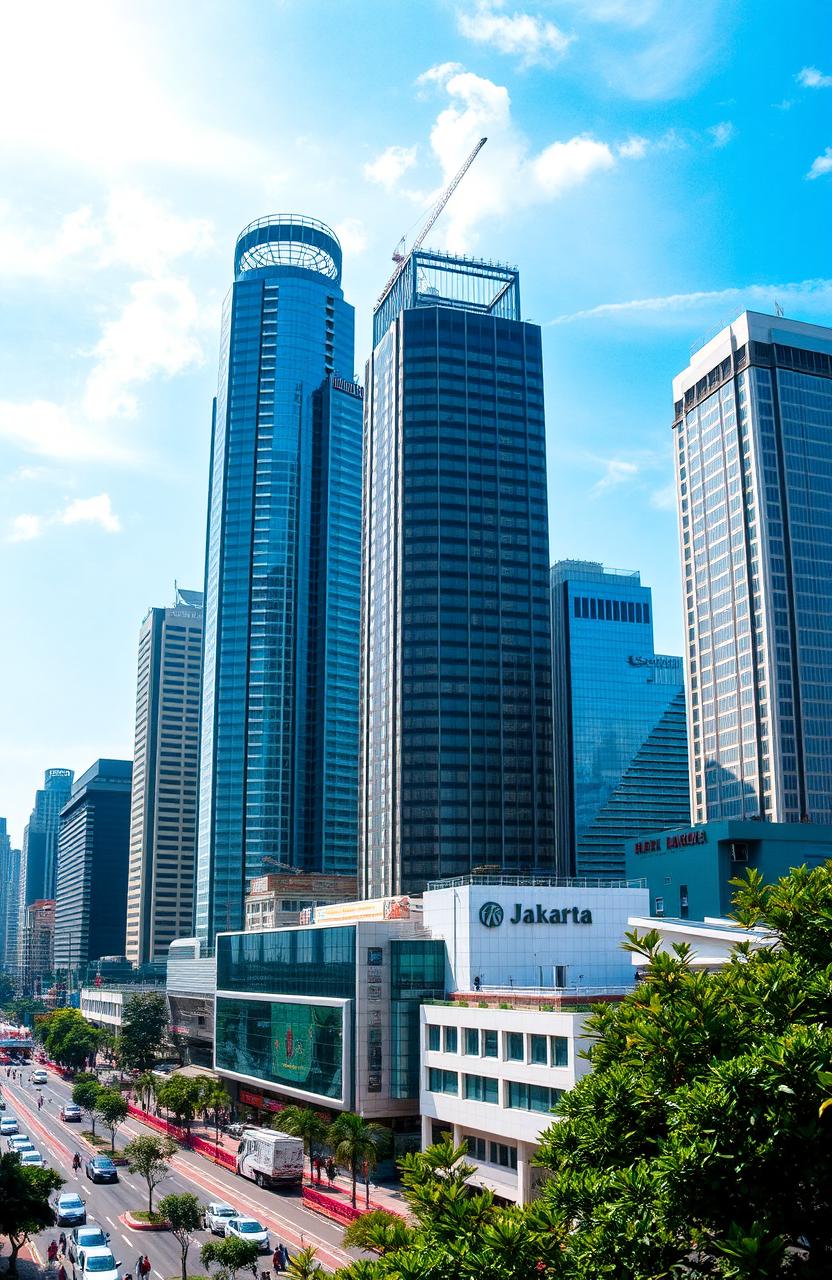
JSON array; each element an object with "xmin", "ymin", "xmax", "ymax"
[{"xmin": 1, "ymin": 1, "xmax": 831, "ymax": 840}]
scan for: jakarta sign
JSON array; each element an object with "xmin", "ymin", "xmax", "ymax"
[{"xmin": 479, "ymin": 900, "xmax": 593, "ymax": 927}]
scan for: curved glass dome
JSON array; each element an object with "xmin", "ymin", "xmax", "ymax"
[{"xmin": 234, "ymin": 215, "xmax": 342, "ymax": 282}]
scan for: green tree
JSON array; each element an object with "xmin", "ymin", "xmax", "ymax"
[
  {"xmin": 39, "ymin": 1008, "xmax": 101, "ymax": 1068},
  {"xmin": 157, "ymin": 1075, "xmax": 203, "ymax": 1132},
  {"xmin": 0, "ymin": 972, "xmax": 17, "ymax": 1008},
  {"xmin": 328, "ymin": 1112, "xmax": 390, "ymax": 1208},
  {"xmin": 287, "ymin": 1245, "xmax": 319, "ymax": 1279},
  {"xmin": 530, "ymin": 862, "xmax": 832, "ymax": 1279},
  {"xmin": 134, "ymin": 1071, "xmax": 158, "ymax": 1112},
  {"xmin": 275, "ymin": 1105, "xmax": 328, "ymax": 1181},
  {"xmin": 8, "ymin": 997, "xmax": 46, "ymax": 1028},
  {"xmin": 72, "ymin": 1078, "xmax": 102, "ymax": 1137},
  {"xmin": 199, "ymin": 1080, "xmax": 232, "ymax": 1145},
  {"xmin": 341, "ymin": 1210, "xmax": 411, "ymax": 1256},
  {"xmin": 96, "ymin": 1087, "xmax": 128, "ymax": 1152},
  {"xmin": 118, "ymin": 992, "xmax": 169, "ymax": 1072},
  {"xmin": 158, "ymin": 1192, "xmax": 204, "ymax": 1280},
  {"xmin": 0, "ymin": 1151, "xmax": 63, "ymax": 1276},
  {"xmin": 124, "ymin": 1134, "xmax": 177, "ymax": 1215},
  {"xmin": 200, "ymin": 1236, "xmax": 260, "ymax": 1280}
]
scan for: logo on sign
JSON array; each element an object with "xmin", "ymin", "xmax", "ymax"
[{"xmin": 479, "ymin": 901, "xmax": 504, "ymax": 928}]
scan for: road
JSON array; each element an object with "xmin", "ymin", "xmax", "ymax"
[{"xmin": 0, "ymin": 1070, "xmax": 359, "ymax": 1275}]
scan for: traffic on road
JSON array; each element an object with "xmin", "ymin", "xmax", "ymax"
[{"xmin": 0, "ymin": 1067, "xmax": 357, "ymax": 1274}]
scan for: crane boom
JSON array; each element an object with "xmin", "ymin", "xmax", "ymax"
[{"xmin": 374, "ymin": 136, "xmax": 488, "ymax": 311}]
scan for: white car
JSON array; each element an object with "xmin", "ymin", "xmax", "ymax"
[
  {"xmin": 74, "ymin": 1247, "xmax": 121, "ymax": 1280},
  {"xmin": 0, "ymin": 1116, "xmax": 18, "ymax": 1135},
  {"xmin": 224, "ymin": 1218, "xmax": 270, "ymax": 1252},
  {"xmin": 20, "ymin": 1150, "xmax": 45, "ymax": 1169},
  {"xmin": 205, "ymin": 1202, "xmax": 238, "ymax": 1235},
  {"xmin": 30, "ymin": 1069, "xmax": 48, "ymax": 1086},
  {"xmin": 8, "ymin": 1134, "xmax": 33, "ymax": 1151}
]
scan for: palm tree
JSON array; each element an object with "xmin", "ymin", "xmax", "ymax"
[
  {"xmin": 135, "ymin": 1071, "xmax": 157, "ymax": 1113},
  {"xmin": 200, "ymin": 1081, "xmax": 232, "ymax": 1145},
  {"xmin": 328, "ymin": 1112, "xmax": 390, "ymax": 1208},
  {"xmin": 276, "ymin": 1106, "xmax": 329, "ymax": 1182}
]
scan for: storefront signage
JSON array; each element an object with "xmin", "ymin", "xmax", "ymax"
[
  {"xmin": 479, "ymin": 901, "xmax": 593, "ymax": 928},
  {"xmin": 634, "ymin": 830, "xmax": 707, "ymax": 854},
  {"xmin": 627, "ymin": 656, "xmax": 680, "ymax": 669}
]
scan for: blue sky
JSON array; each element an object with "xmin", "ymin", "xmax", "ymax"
[{"xmin": 1, "ymin": 0, "xmax": 830, "ymax": 843}]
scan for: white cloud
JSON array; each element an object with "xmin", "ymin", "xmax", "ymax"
[
  {"xmin": 363, "ymin": 145, "xmax": 418, "ymax": 191},
  {"xmin": 334, "ymin": 219, "xmax": 369, "ymax": 257},
  {"xmin": 618, "ymin": 135, "xmax": 648, "ymax": 159},
  {"xmin": 457, "ymin": 3, "xmax": 572, "ymax": 67},
  {"xmin": 797, "ymin": 66, "xmax": 832, "ymax": 89},
  {"xmin": 807, "ymin": 148, "xmax": 832, "ymax": 180},
  {"xmin": 708, "ymin": 121, "xmax": 735, "ymax": 148},
  {"xmin": 650, "ymin": 481, "xmax": 678, "ymax": 511},
  {"xmin": 416, "ymin": 65, "xmax": 621, "ymax": 247},
  {"xmin": 548, "ymin": 277, "xmax": 832, "ymax": 325},
  {"xmin": 0, "ymin": 400, "xmax": 133, "ymax": 462},
  {"xmin": 7, "ymin": 492, "xmax": 121, "ymax": 543},
  {"xmin": 60, "ymin": 493, "xmax": 121, "ymax": 533},
  {"xmin": 416, "ymin": 63, "xmax": 464, "ymax": 89},
  {"xmin": 591, "ymin": 458, "xmax": 639, "ymax": 496},
  {"xmin": 83, "ymin": 277, "xmax": 205, "ymax": 421}
]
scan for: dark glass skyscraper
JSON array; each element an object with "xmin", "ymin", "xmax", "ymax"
[
  {"xmin": 550, "ymin": 561, "xmax": 689, "ymax": 879},
  {"xmin": 18, "ymin": 768, "xmax": 74, "ymax": 963},
  {"xmin": 360, "ymin": 250, "xmax": 555, "ymax": 898},
  {"xmin": 674, "ymin": 311, "xmax": 832, "ymax": 823},
  {"xmin": 196, "ymin": 217, "xmax": 362, "ymax": 943}
]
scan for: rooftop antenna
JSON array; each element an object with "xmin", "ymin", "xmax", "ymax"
[
  {"xmin": 774, "ymin": 299, "xmax": 784, "ymax": 317},
  {"xmin": 375, "ymin": 136, "xmax": 488, "ymax": 311}
]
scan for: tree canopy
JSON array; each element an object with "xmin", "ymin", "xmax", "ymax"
[
  {"xmin": 124, "ymin": 1134, "xmax": 177, "ymax": 1214},
  {"xmin": 159, "ymin": 1192, "xmax": 204, "ymax": 1280},
  {"xmin": 37, "ymin": 1008, "xmax": 101, "ymax": 1069},
  {"xmin": 0, "ymin": 1151, "xmax": 63, "ymax": 1275},
  {"xmin": 96, "ymin": 1087, "xmax": 129, "ymax": 1151},
  {"xmin": 201, "ymin": 1235, "xmax": 260, "ymax": 1280},
  {"xmin": 118, "ymin": 992, "xmax": 169, "ymax": 1072}
]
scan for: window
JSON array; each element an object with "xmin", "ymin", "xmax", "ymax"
[
  {"xmin": 679, "ymin": 885, "xmax": 689, "ymax": 920},
  {"xmin": 489, "ymin": 1141, "xmax": 518, "ymax": 1170},
  {"xmin": 427, "ymin": 1024, "xmax": 440, "ymax": 1052},
  {"xmin": 655, "ymin": 896, "xmax": 665, "ymax": 917},
  {"xmin": 464, "ymin": 1134, "xmax": 487, "ymax": 1161},
  {"xmin": 464, "ymin": 1028, "xmax": 479, "ymax": 1055},
  {"xmin": 550, "ymin": 1036, "xmax": 569, "ymax": 1068},
  {"xmin": 507, "ymin": 1082, "xmax": 563, "ymax": 1113},
  {"xmin": 529, "ymin": 1035, "xmax": 547, "ymax": 1065},
  {"xmin": 505, "ymin": 1032, "xmax": 524, "ymax": 1061},
  {"xmin": 428, "ymin": 1068, "xmax": 458, "ymax": 1095},
  {"xmin": 443, "ymin": 1026, "xmax": 458, "ymax": 1054},
  {"xmin": 463, "ymin": 1073, "xmax": 498, "ymax": 1104},
  {"xmin": 482, "ymin": 1029, "xmax": 498, "ymax": 1057}
]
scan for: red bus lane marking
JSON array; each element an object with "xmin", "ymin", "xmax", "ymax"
[
  {"xmin": 5, "ymin": 1086, "xmax": 73, "ymax": 1167},
  {"xmin": 166, "ymin": 1153, "xmax": 351, "ymax": 1271}
]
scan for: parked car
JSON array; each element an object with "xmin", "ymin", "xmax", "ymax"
[
  {"xmin": 69, "ymin": 1225, "xmax": 109, "ymax": 1262},
  {"xmin": 30, "ymin": 1069, "xmax": 48, "ymax": 1086},
  {"xmin": 224, "ymin": 1217, "xmax": 270, "ymax": 1252},
  {"xmin": 60, "ymin": 1102, "xmax": 82, "ymax": 1122},
  {"xmin": 73, "ymin": 1247, "xmax": 121, "ymax": 1280},
  {"xmin": 0, "ymin": 1116, "xmax": 18, "ymax": 1135},
  {"xmin": 85, "ymin": 1155, "xmax": 118, "ymax": 1184},
  {"xmin": 54, "ymin": 1192, "xmax": 87, "ymax": 1226},
  {"xmin": 204, "ymin": 1203, "xmax": 238, "ymax": 1235},
  {"xmin": 8, "ymin": 1135, "xmax": 34, "ymax": 1152},
  {"xmin": 20, "ymin": 1150, "xmax": 45, "ymax": 1169}
]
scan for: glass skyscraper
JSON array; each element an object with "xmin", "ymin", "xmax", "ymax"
[
  {"xmin": 18, "ymin": 767, "xmax": 74, "ymax": 966},
  {"xmin": 550, "ymin": 561, "xmax": 689, "ymax": 879},
  {"xmin": 0, "ymin": 819, "xmax": 21, "ymax": 973},
  {"xmin": 196, "ymin": 217, "xmax": 362, "ymax": 944},
  {"xmin": 360, "ymin": 249, "xmax": 555, "ymax": 898},
  {"xmin": 673, "ymin": 311, "xmax": 832, "ymax": 824}
]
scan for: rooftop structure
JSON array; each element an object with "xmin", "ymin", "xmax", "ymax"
[{"xmin": 373, "ymin": 248, "xmax": 520, "ymax": 345}]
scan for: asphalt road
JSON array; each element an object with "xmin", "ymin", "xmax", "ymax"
[{"xmin": 0, "ymin": 1070, "xmax": 359, "ymax": 1275}]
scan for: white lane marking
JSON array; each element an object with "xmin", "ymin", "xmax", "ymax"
[
  {"xmin": 122, "ymin": 1235, "xmax": 134, "ymax": 1246},
  {"xmin": 154, "ymin": 1271, "xmax": 165, "ymax": 1279}
]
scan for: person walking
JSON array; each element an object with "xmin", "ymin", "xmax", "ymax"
[
  {"xmin": 279, "ymin": 1244, "xmax": 289, "ymax": 1272},
  {"xmin": 139, "ymin": 1255, "xmax": 152, "ymax": 1280},
  {"xmin": 58, "ymin": 1231, "xmax": 67, "ymax": 1253},
  {"xmin": 326, "ymin": 1157, "xmax": 335, "ymax": 1185},
  {"xmin": 47, "ymin": 1240, "xmax": 59, "ymax": 1264},
  {"xmin": 272, "ymin": 1247, "xmax": 282, "ymax": 1275},
  {"xmin": 73, "ymin": 1153, "xmax": 82, "ymax": 1174}
]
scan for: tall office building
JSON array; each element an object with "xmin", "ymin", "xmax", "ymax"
[
  {"xmin": 18, "ymin": 768, "xmax": 73, "ymax": 911},
  {"xmin": 360, "ymin": 250, "xmax": 556, "ymax": 898},
  {"xmin": 196, "ymin": 217, "xmax": 363, "ymax": 944},
  {"xmin": 673, "ymin": 312, "xmax": 832, "ymax": 824},
  {"xmin": 125, "ymin": 589, "xmax": 203, "ymax": 966},
  {"xmin": 550, "ymin": 561, "xmax": 689, "ymax": 879},
  {"xmin": 54, "ymin": 759, "xmax": 132, "ymax": 970},
  {"xmin": 0, "ymin": 820, "xmax": 21, "ymax": 972}
]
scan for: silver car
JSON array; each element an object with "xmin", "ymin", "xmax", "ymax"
[
  {"xmin": 205, "ymin": 1202, "xmax": 238, "ymax": 1235},
  {"xmin": 224, "ymin": 1217, "xmax": 270, "ymax": 1253}
]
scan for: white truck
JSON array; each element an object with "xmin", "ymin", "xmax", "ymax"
[{"xmin": 235, "ymin": 1127, "xmax": 304, "ymax": 1189}]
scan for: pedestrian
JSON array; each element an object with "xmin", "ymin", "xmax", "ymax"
[
  {"xmin": 47, "ymin": 1240, "xmax": 59, "ymax": 1264},
  {"xmin": 59, "ymin": 1232, "xmax": 67, "ymax": 1255},
  {"xmin": 140, "ymin": 1255, "xmax": 151, "ymax": 1280},
  {"xmin": 272, "ymin": 1247, "xmax": 282, "ymax": 1275},
  {"xmin": 57, "ymin": 1265, "xmax": 67, "ymax": 1280},
  {"xmin": 326, "ymin": 1157, "xmax": 335, "ymax": 1185},
  {"xmin": 135, "ymin": 1256, "xmax": 143, "ymax": 1278},
  {"xmin": 279, "ymin": 1244, "xmax": 289, "ymax": 1271}
]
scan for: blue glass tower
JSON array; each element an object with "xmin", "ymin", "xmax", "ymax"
[
  {"xmin": 550, "ymin": 561, "xmax": 690, "ymax": 879},
  {"xmin": 196, "ymin": 217, "xmax": 362, "ymax": 944},
  {"xmin": 360, "ymin": 250, "xmax": 556, "ymax": 898}
]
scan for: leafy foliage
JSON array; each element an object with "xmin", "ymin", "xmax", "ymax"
[
  {"xmin": 156, "ymin": 1075, "xmax": 203, "ymax": 1130},
  {"xmin": 159, "ymin": 1192, "xmax": 204, "ymax": 1280},
  {"xmin": 0, "ymin": 1151, "xmax": 63, "ymax": 1275},
  {"xmin": 72, "ymin": 1077, "xmax": 102, "ymax": 1136},
  {"xmin": 38, "ymin": 1008, "xmax": 102, "ymax": 1068},
  {"xmin": 275, "ymin": 1105, "xmax": 328, "ymax": 1180},
  {"xmin": 124, "ymin": 1134, "xmax": 177, "ymax": 1214},
  {"xmin": 328, "ymin": 1112, "xmax": 390, "ymax": 1208},
  {"xmin": 96, "ymin": 1086, "xmax": 128, "ymax": 1151},
  {"xmin": 287, "ymin": 1245, "xmax": 320, "ymax": 1278},
  {"xmin": 0, "ymin": 972, "xmax": 17, "ymax": 1008},
  {"xmin": 118, "ymin": 992, "xmax": 169, "ymax": 1071},
  {"xmin": 200, "ymin": 1235, "xmax": 260, "ymax": 1280}
]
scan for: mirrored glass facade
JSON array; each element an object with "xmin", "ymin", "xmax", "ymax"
[
  {"xmin": 360, "ymin": 251, "xmax": 556, "ymax": 898},
  {"xmin": 550, "ymin": 561, "xmax": 689, "ymax": 878},
  {"xmin": 673, "ymin": 312, "xmax": 832, "ymax": 823},
  {"xmin": 197, "ymin": 218, "xmax": 362, "ymax": 944}
]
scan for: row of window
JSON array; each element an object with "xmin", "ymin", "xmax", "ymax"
[
  {"xmin": 573, "ymin": 595, "xmax": 651, "ymax": 624},
  {"xmin": 427, "ymin": 1024, "xmax": 569, "ymax": 1068},
  {"xmin": 427, "ymin": 1068, "xmax": 564, "ymax": 1114}
]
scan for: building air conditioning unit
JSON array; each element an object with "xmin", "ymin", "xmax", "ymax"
[{"xmin": 730, "ymin": 842, "xmax": 749, "ymax": 863}]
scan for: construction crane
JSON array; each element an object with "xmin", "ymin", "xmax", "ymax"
[{"xmin": 375, "ymin": 136, "xmax": 488, "ymax": 310}]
